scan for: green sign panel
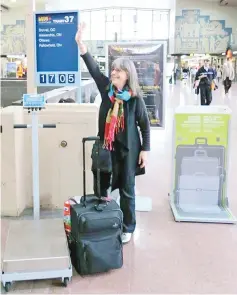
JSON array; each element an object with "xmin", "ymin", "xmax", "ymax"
[{"xmin": 170, "ymin": 107, "xmax": 236, "ymax": 224}]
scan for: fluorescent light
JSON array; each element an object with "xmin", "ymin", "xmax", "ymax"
[
  {"xmin": 7, "ymin": 54, "xmax": 25, "ymax": 58},
  {"xmin": 233, "ymin": 51, "xmax": 237, "ymax": 54}
]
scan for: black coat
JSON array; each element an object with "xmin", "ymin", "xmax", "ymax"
[
  {"xmin": 82, "ymin": 52, "xmax": 150, "ymax": 190},
  {"xmin": 195, "ymin": 66, "xmax": 215, "ymax": 87}
]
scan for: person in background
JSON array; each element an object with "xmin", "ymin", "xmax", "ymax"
[
  {"xmin": 75, "ymin": 23, "xmax": 150, "ymax": 244},
  {"xmin": 212, "ymin": 65, "xmax": 217, "ymax": 77},
  {"xmin": 216, "ymin": 66, "xmax": 222, "ymax": 84},
  {"xmin": 195, "ymin": 59, "xmax": 215, "ymax": 105},
  {"xmin": 182, "ymin": 66, "xmax": 189, "ymax": 84},
  {"xmin": 154, "ymin": 63, "xmax": 161, "ymax": 86},
  {"xmin": 173, "ymin": 64, "xmax": 178, "ymax": 84},
  {"xmin": 17, "ymin": 62, "xmax": 24, "ymax": 79},
  {"xmin": 190, "ymin": 66, "xmax": 197, "ymax": 85},
  {"xmin": 182, "ymin": 66, "xmax": 189, "ymax": 75},
  {"xmin": 222, "ymin": 58, "xmax": 235, "ymax": 95}
]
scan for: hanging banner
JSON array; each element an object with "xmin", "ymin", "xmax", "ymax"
[
  {"xmin": 34, "ymin": 10, "xmax": 80, "ymax": 87},
  {"xmin": 170, "ymin": 105, "xmax": 236, "ymax": 224},
  {"xmin": 106, "ymin": 42, "xmax": 166, "ymax": 128}
]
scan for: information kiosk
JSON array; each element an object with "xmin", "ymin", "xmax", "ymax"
[{"xmin": 1, "ymin": 94, "xmax": 72, "ymax": 292}]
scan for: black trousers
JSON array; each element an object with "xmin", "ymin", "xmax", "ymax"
[
  {"xmin": 174, "ymin": 73, "xmax": 177, "ymax": 84},
  {"xmin": 93, "ymin": 171, "xmax": 136, "ymax": 234},
  {"xmin": 200, "ymin": 85, "xmax": 212, "ymax": 105},
  {"xmin": 224, "ymin": 78, "xmax": 232, "ymax": 94}
]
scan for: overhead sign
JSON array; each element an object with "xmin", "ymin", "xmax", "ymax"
[
  {"xmin": 34, "ymin": 11, "xmax": 80, "ymax": 87},
  {"xmin": 23, "ymin": 94, "xmax": 46, "ymax": 108}
]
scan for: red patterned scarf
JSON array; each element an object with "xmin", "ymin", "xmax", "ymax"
[{"xmin": 104, "ymin": 84, "xmax": 132, "ymax": 150}]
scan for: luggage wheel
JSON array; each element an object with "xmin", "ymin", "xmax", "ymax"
[
  {"xmin": 63, "ymin": 277, "xmax": 69, "ymax": 287},
  {"xmin": 4, "ymin": 282, "xmax": 12, "ymax": 292}
]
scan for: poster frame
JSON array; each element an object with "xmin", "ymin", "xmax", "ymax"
[
  {"xmin": 6, "ymin": 62, "xmax": 17, "ymax": 78},
  {"xmin": 105, "ymin": 41, "xmax": 167, "ymax": 129}
]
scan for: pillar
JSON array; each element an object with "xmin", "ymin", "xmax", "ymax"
[{"xmin": 25, "ymin": 0, "xmax": 37, "ymax": 94}]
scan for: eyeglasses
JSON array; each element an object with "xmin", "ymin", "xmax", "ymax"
[{"xmin": 111, "ymin": 68, "xmax": 122, "ymax": 72}]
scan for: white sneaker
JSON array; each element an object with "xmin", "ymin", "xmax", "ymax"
[{"xmin": 122, "ymin": 233, "xmax": 132, "ymax": 244}]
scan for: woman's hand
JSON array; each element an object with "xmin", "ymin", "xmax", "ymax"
[
  {"xmin": 138, "ymin": 151, "xmax": 148, "ymax": 168},
  {"xmin": 75, "ymin": 22, "xmax": 85, "ymax": 44},
  {"xmin": 75, "ymin": 22, "xmax": 87, "ymax": 55},
  {"xmin": 115, "ymin": 98, "xmax": 123, "ymax": 104}
]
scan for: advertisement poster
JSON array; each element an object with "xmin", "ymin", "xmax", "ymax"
[
  {"xmin": 170, "ymin": 106, "xmax": 236, "ymax": 224},
  {"xmin": 107, "ymin": 42, "xmax": 165, "ymax": 127},
  {"xmin": 6, "ymin": 62, "xmax": 17, "ymax": 78}
]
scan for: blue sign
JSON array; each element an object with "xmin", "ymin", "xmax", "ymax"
[
  {"xmin": 34, "ymin": 11, "xmax": 80, "ymax": 87},
  {"xmin": 23, "ymin": 94, "xmax": 46, "ymax": 108}
]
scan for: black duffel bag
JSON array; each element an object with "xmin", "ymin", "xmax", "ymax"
[{"xmin": 91, "ymin": 140, "xmax": 112, "ymax": 173}]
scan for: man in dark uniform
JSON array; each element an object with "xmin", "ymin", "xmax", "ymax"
[{"xmin": 195, "ymin": 59, "xmax": 215, "ymax": 105}]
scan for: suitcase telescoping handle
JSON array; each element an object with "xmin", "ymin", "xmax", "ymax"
[{"xmin": 82, "ymin": 136, "xmax": 101, "ymax": 207}]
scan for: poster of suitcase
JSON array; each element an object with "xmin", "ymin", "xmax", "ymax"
[
  {"xmin": 170, "ymin": 106, "xmax": 236, "ymax": 224},
  {"xmin": 106, "ymin": 42, "xmax": 166, "ymax": 128}
]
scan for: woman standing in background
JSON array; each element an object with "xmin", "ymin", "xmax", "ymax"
[
  {"xmin": 222, "ymin": 58, "xmax": 235, "ymax": 95},
  {"xmin": 216, "ymin": 66, "xmax": 222, "ymax": 84}
]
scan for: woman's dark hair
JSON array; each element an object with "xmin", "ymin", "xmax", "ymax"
[{"xmin": 58, "ymin": 98, "xmax": 75, "ymax": 103}]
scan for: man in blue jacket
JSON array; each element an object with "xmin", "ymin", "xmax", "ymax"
[{"xmin": 195, "ymin": 59, "xmax": 215, "ymax": 105}]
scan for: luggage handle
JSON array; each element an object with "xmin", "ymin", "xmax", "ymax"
[
  {"xmin": 82, "ymin": 136, "xmax": 101, "ymax": 207},
  {"xmin": 82, "ymin": 136, "xmax": 100, "ymax": 143},
  {"xmin": 194, "ymin": 150, "xmax": 207, "ymax": 157},
  {"xmin": 195, "ymin": 137, "xmax": 207, "ymax": 145},
  {"xmin": 194, "ymin": 172, "xmax": 206, "ymax": 176},
  {"xmin": 68, "ymin": 198, "xmax": 79, "ymax": 205},
  {"xmin": 94, "ymin": 197, "xmax": 112, "ymax": 211},
  {"xmin": 94, "ymin": 203, "xmax": 107, "ymax": 211}
]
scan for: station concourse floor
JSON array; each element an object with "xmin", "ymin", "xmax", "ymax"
[{"xmin": 1, "ymin": 80, "xmax": 237, "ymax": 294}]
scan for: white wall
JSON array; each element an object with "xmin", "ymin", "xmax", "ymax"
[
  {"xmin": 175, "ymin": 0, "xmax": 237, "ymax": 54},
  {"xmin": 46, "ymin": 0, "xmax": 175, "ymax": 10}
]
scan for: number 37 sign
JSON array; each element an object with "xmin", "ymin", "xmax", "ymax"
[{"xmin": 34, "ymin": 10, "xmax": 80, "ymax": 87}]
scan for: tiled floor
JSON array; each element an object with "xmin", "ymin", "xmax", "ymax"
[{"xmin": 1, "ymin": 80, "xmax": 237, "ymax": 294}]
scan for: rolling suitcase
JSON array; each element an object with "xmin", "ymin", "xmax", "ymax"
[{"xmin": 69, "ymin": 136, "xmax": 123, "ymax": 275}]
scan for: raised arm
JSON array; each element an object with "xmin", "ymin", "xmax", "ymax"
[
  {"xmin": 75, "ymin": 23, "xmax": 109, "ymax": 94},
  {"xmin": 135, "ymin": 96, "xmax": 150, "ymax": 151}
]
